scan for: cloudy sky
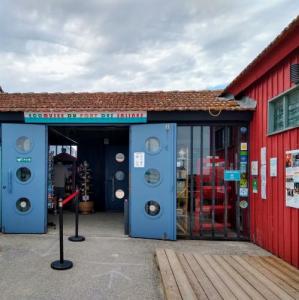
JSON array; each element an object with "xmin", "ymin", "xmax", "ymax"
[{"xmin": 0, "ymin": 0, "xmax": 298, "ymax": 92}]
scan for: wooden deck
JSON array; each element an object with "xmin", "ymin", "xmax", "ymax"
[{"xmin": 155, "ymin": 249, "xmax": 299, "ymax": 300}]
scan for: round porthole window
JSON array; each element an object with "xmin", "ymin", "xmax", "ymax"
[
  {"xmin": 145, "ymin": 137, "xmax": 160, "ymax": 154},
  {"xmin": 16, "ymin": 136, "xmax": 32, "ymax": 153},
  {"xmin": 115, "ymin": 153, "xmax": 125, "ymax": 163},
  {"xmin": 16, "ymin": 198, "xmax": 31, "ymax": 213},
  {"xmin": 115, "ymin": 189, "xmax": 125, "ymax": 199},
  {"xmin": 145, "ymin": 201, "xmax": 160, "ymax": 216},
  {"xmin": 115, "ymin": 170, "xmax": 125, "ymax": 181},
  {"xmin": 16, "ymin": 167, "xmax": 31, "ymax": 182},
  {"xmin": 144, "ymin": 168, "xmax": 160, "ymax": 185}
]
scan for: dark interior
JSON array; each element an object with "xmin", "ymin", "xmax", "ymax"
[{"xmin": 48, "ymin": 126, "xmax": 129, "ymax": 211}]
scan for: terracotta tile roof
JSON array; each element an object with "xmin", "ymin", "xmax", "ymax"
[
  {"xmin": 0, "ymin": 90, "xmax": 250, "ymax": 112},
  {"xmin": 224, "ymin": 14, "xmax": 299, "ymax": 95}
]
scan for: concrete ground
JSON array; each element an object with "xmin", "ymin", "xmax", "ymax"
[{"xmin": 0, "ymin": 212, "xmax": 270, "ymax": 300}]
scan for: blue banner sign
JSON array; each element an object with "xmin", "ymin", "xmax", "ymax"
[
  {"xmin": 24, "ymin": 111, "xmax": 147, "ymax": 124},
  {"xmin": 224, "ymin": 170, "xmax": 241, "ymax": 181}
]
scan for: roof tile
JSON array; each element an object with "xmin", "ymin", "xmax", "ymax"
[{"xmin": 0, "ymin": 90, "xmax": 250, "ymax": 112}]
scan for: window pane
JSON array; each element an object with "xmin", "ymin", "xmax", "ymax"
[
  {"xmin": 288, "ymin": 90, "xmax": 299, "ymax": 127},
  {"xmin": 56, "ymin": 145, "xmax": 63, "ymax": 155},
  {"xmin": 145, "ymin": 200, "xmax": 160, "ymax": 216},
  {"xmin": 16, "ymin": 136, "xmax": 32, "ymax": 153},
  {"xmin": 64, "ymin": 146, "xmax": 71, "ymax": 154},
  {"xmin": 71, "ymin": 146, "xmax": 78, "ymax": 157},
  {"xmin": 273, "ymin": 98, "xmax": 284, "ymax": 131},
  {"xmin": 49, "ymin": 145, "xmax": 56, "ymax": 156},
  {"xmin": 16, "ymin": 167, "xmax": 31, "ymax": 182},
  {"xmin": 144, "ymin": 169, "xmax": 160, "ymax": 184},
  {"xmin": 145, "ymin": 137, "xmax": 160, "ymax": 154},
  {"xmin": 16, "ymin": 198, "xmax": 31, "ymax": 213}
]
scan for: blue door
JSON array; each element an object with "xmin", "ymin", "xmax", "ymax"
[
  {"xmin": 105, "ymin": 145, "xmax": 128, "ymax": 211},
  {"xmin": 130, "ymin": 123, "xmax": 176, "ymax": 240},
  {"xmin": 2, "ymin": 124, "xmax": 47, "ymax": 233}
]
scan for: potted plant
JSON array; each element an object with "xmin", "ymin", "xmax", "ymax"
[{"xmin": 78, "ymin": 160, "xmax": 94, "ymax": 214}]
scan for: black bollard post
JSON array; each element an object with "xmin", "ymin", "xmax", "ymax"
[
  {"xmin": 51, "ymin": 198, "xmax": 73, "ymax": 270},
  {"xmin": 69, "ymin": 192, "xmax": 85, "ymax": 242}
]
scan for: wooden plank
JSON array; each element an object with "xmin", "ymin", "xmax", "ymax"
[
  {"xmin": 204, "ymin": 255, "xmax": 251, "ymax": 299},
  {"xmin": 155, "ymin": 249, "xmax": 182, "ymax": 300},
  {"xmin": 271, "ymin": 255, "xmax": 299, "ymax": 276},
  {"xmin": 194, "ymin": 254, "xmax": 237, "ymax": 300},
  {"xmin": 258, "ymin": 256, "xmax": 299, "ymax": 288},
  {"xmin": 258, "ymin": 257, "xmax": 299, "ymax": 291},
  {"xmin": 213, "ymin": 255, "xmax": 265, "ymax": 300},
  {"xmin": 222, "ymin": 255, "xmax": 280, "ymax": 300},
  {"xmin": 177, "ymin": 253, "xmax": 208, "ymax": 300},
  {"xmin": 232, "ymin": 255, "xmax": 294, "ymax": 300},
  {"xmin": 184, "ymin": 253, "xmax": 222, "ymax": 300},
  {"xmin": 262, "ymin": 256, "xmax": 299, "ymax": 284},
  {"xmin": 245, "ymin": 256, "xmax": 299, "ymax": 299},
  {"xmin": 165, "ymin": 249, "xmax": 197, "ymax": 300}
]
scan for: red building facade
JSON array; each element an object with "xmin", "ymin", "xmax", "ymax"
[{"xmin": 225, "ymin": 16, "xmax": 299, "ymax": 268}]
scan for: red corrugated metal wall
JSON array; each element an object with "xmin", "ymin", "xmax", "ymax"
[{"xmin": 246, "ymin": 48, "xmax": 299, "ymax": 268}]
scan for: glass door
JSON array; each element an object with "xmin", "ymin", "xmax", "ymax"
[{"xmin": 176, "ymin": 125, "xmax": 250, "ymax": 240}]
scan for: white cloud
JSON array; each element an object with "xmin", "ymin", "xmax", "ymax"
[{"xmin": 0, "ymin": 0, "xmax": 298, "ymax": 92}]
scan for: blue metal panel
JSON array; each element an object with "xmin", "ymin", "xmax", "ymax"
[
  {"xmin": 129, "ymin": 123, "xmax": 176, "ymax": 240},
  {"xmin": 2, "ymin": 124, "xmax": 47, "ymax": 233}
]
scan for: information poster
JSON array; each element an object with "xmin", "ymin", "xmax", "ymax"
[
  {"xmin": 251, "ymin": 161, "xmax": 258, "ymax": 176},
  {"xmin": 261, "ymin": 147, "xmax": 267, "ymax": 165},
  {"xmin": 286, "ymin": 150, "xmax": 299, "ymax": 209},
  {"xmin": 134, "ymin": 152, "xmax": 145, "ymax": 168},
  {"xmin": 270, "ymin": 158, "xmax": 277, "ymax": 177},
  {"xmin": 261, "ymin": 165, "xmax": 267, "ymax": 199},
  {"xmin": 261, "ymin": 147, "xmax": 267, "ymax": 199}
]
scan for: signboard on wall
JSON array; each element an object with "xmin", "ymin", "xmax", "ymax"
[
  {"xmin": 24, "ymin": 111, "xmax": 147, "ymax": 124},
  {"xmin": 286, "ymin": 150, "xmax": 299, "ymax": 209},
  {"xmin": 224, "ymin": 170, "xmax": 240, "ymax": 181}
]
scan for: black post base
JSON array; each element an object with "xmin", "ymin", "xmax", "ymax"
[
  {"xmin": 51, "ymin": 260, "xmax": 73, "ymax": 270},
  {"xmin": 68, "ymin": 235, "xmax": 85, "ymax": 242}
]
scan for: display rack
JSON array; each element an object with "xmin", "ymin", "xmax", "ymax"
[
  {"xmin": 78, "ymin": 161, "xmax": 92, "ymax": 199},
  {"xmin": 78, "ymin": 161, "xmax": 94, "ymax": 214},
  {"xmin": 48, "ymin": 151, "xmax": 55, "ymax": 210},
  {"xmin": 194, "ymin": 156, "xmax": 232, "ymax": 233},
  {"xmin": 176, "ymin": 147, "xmax": 189, "ymax": 235}
]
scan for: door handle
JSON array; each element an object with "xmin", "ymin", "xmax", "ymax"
[{"xmin": 8, "ymin": 169, "xmax": 12, "ymax": 194}]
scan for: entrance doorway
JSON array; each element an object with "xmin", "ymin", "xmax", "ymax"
[
  {"xmin": 176, "ymin": 125, "xmax": 250, "ymax": 240},
  {"xmin": 47, "ymin": 126, "xmax": 129, "ymax": 235}
]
